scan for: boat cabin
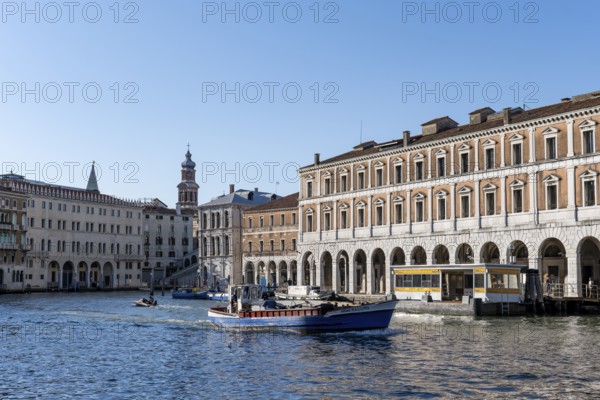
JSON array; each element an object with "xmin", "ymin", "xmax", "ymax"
[
  {"xmin": 230, "ymin": 284, "xmax": 266, "ymax": 309},
  {"xmin": 392, "ymin": 264, "xmax": 524, "ymax": 303}
]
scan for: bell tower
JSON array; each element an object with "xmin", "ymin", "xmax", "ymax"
[{"xmin": 177, "ymin": 145, "xmax": 199, "ymax": 210}]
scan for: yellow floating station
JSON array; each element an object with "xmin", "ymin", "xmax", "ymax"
[{"xmin": 392, "ymin": 264, "xmax": 524, "ymax": 306}]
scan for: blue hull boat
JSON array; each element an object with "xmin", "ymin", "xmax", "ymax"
[
  {"xmin": 172, "ymin": 289, "xmax": 210, "ymax": 300},
  {"xmin": 208, "ymin": 299, "xmax": 398, "ymax": 333}
]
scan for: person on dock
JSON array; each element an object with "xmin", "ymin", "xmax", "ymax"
[
  {"xmin": 589, "ymin": 277, "xmax": 594, "ymax": 298},
  {"xmin": 230, "ymin": 291, "xmax": 238, "ymax": 313}
]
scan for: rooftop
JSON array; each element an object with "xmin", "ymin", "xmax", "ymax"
[
  {"xmin": 199, "ymin": 188, "xmax": 279, "ymax": 208},
  {"xmin": 245, "ymin": 192, "xmax": 299, "ymax": 212}
]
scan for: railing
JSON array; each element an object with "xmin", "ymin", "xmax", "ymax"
[{"xmin": 583, "ymin": 284, "xmax": 599, "ymax": 299}]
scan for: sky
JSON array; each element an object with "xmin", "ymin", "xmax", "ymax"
[{"xmin": 1, "ymin": 0, "xmax": 598, "ymax": 207}]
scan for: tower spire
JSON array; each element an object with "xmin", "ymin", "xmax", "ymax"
[
  {"xmin": 86, "ymin": 161, "xmax": 100, "ymax": 194},
  {"xmin": 177, "ymin": 146, "xmax": 199, "ymax": 210}
]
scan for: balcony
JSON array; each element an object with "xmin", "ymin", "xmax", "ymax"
[
  {"xmin": 28, "ymin": 251, "xmax": 49, "ymax": 258},
  {"xmin": 0, "ymin": 243, "xmax": 19, "ymax": 250}
]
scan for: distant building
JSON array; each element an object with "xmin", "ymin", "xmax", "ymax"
[
  {"xmin": 198, "ymin": 185, "xmax": 278, "ymax": 286},
  {"xmin": 0, "ymin": 164, "xmax": 144, "ymax": 290},
  {"xmin": 242, "ymin": 192, "xmax": 299, "ymax": 286},
  {"xmin": 0, "ymin": 186, "xmax": 29, "ymax": 291},
  {"xmin": 141, "ymin": 198, "xmax": 195, "ymax": 284}
]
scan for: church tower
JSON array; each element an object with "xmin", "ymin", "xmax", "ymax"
[
  {"xmin": 177, "ymin": 146, "xmax": 199, "ymax": 210},
  {"xmin": 86, "ymin": 161, "xmax": 100, "ymax": 194}
]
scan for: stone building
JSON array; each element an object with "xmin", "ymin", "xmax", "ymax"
[
  {"xmin": 198, "ymin": 185, "xmax": 278, "ymax": 286},
  {"xmin": 298, "ymin": 90, "xmax": 600, "ymax": 297},
  {"xmin": 0, "ymin": 186, "xmax": 29, "ymax": 291},
  {"xmin": 0, "ymin": 165, "xmax": 144, "ymax": 290},
  {"xmin": 242, "ymin": 192, "xmax": 299, "ymax": 286}
]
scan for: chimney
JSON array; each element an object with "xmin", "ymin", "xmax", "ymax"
[
  {"xmin": 254, "ymin": 187, "xmax": 258, "ymax": 192},
  {"xmin": 403, "ymin": 131, "xmax": 410, "ymax": 147},
  {"xmin": 229, "ymin": 184, "xmax": 235, "ymax": 194},
  {"xmin": 561, "ymin": 97, "xmax": 571, "ymax": 103},
  {"xmin": 314, "ymin": 153, "xmax": 320, "ymax": 166},
  {"xmin": 503, "ymin": 108, "xmax": 511, "ymax": 125}
]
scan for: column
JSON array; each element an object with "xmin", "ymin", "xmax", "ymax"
[
  {"xmin": 332, "ymin": 258, "xmax": 339, "ymax": 293},
  {"xmin": 428, "ymin": 186, "xmax": 434, "ymax": 233},
  {"xmin": 406, "ymin": 153, "xmax": 411, "ymax": 183},
  {"xmin": 567, "ymin": 167, "xmax": 577, "ymax": 221},
  {"xmin": 474, "ymin": 138, "xmax": 480, "ymax": 171},
  {"xmin": 450, "ymin": 183, "xmax": 457, "ymax": 231},
  {"xmin": 316, "ymin": 203, "xmax": 321, "ymax": 241},
  {"xmin": 501, "ymin": 176, "xmax": 507, "ymax": 226},
  {"xmin": 299, "ymin": 259, "xmax": 305, "ymax": 285},
  {"xmin": 407, "ymin": 189, "xmax": 412, "ymax": 234},
  {"xmin": 450, "ymin": 143, "xmax": 455, "ymax": 175},
  {"xmin": 59, "ymin": 264, "xmax": 63, "ymax": 290},
  {"xmin": 365, "ymin": 257, "xmax": 372, "ymax": 294},
  {"xmin": 474, "ymin": 180, "xmax": 481, "ymax": 228},
  {"xmin": 528, "ymin": 127, "xmax": 536, "ymax": 163},
  {"xmin": 100, "ymin": 264, "xmax": 104, "ymax": 288},
  {"xmin": 275, "ymin": 262, "xmax": 280, "ymax": 286},
  {"xmin": 565, "ymin": 252, "xmax": 580, "ymax": 297},
  {"xmin": 313, "ymin": 258, "xmax": 320, "ymax": 287},
  {"xmin": 385, "ymin": 262, "xmax": 392, "ymax": 295},
  {"xmin": 333, "ymin": 201, "xmax": 338, "ymax": 240},
  {"xmin": 387, "ymin": 156, "xmax": 392, "ymax": 185},
  {"xmin": 368, "ymin": 161, "xmax": 372, "ymax": 188},
  {"xmin": 348, "ymin": 257, "xmax": 356, "ymax": 294},
  {"xmin": 427, "ymin": 148, "xmax": 432, "ymax": 179},
  {"xmin": 368, "ymin": 195, "xmax": 373, "ymax": 237},
  {"xmin": 350, "ymin": 163, "xmax": 354, "ymax": 190},
  {"xmin": 350, "ymin": 198, "xmax": 355, "ymax": 239},
  {"xmin": 567, "ymin": 119, "xmax": 575, "ymax": 157},
  {"xmin": 387, "ymin": 192, "xmax": 392, "ymax": 235},
  {"xmin": 500, "ymin": 133, "xmax": 506, "ymax": 168},
  {"xmin": 298, "ymin": 206, "xmax": 303, "ymax": 242},
  {"xmin": 86, "ymin": 265, "xmax": 91, "ymax": 288},
  {"xmin": 529, "ymin": 172, "xmax": 539, "ymax": 225}
]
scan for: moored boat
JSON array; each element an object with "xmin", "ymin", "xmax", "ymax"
[
  {"xmin": 208, "ymin": 284, "xmax": 398, "ymax": 333},
  {"xmin": 172, "ymin": 288, "xmax": 210, "ymax": 300}
]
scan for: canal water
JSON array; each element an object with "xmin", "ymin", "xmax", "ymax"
[{"xmin": 1, "ymin": 292, "xmax": 600, "ymax": 399}]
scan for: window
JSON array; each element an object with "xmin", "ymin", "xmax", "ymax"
[
  {"xmin": 280, "ymin": 214, "xmax": 285, "ymax": 225},
  {"xmin": 248, "ymin": 241, "xmax": 252, "ymax": 253},
  {"xmin": 292, "ymin": 239, "xmax": 297, "ymax": 251},
  {"xmin": 486, "ymin": 192, "xmax": 495, "ymax": 215},
  {"xmin": 581, "ymin": 171, "xmax": 597, "ymax": 207},
  {"xmin": 248, "ymin": 218, "xmax": 253, "ymax": 228},
  {"xmin": 376, "ymin": 206, "xmax": 383, "ymax": 225},
  {"xmin": 395, "ymin": 165, "xmax": 403, "ymax": 184},
  {"xmin": 485, "ymin": 148, "xmax": 495, "ymax": 169},
  {"xmin": 357, "ymin": 171, "xmax": 365, "ymax": 189},
  {"xmin": 224, "ymin": 211, "xmax": 229, "ymax": 228},
  {"xmin": 292, "ymin": 213, "xmax": 296, "ymax": 225},
  {"xmin": 340, "ymin": 210, "xmax": 347, "ymax": 229},
  {"xmin": 269, "ymin": 215, "xmax": 274, "ymax": 226},
  {"xmin": 437, "ymin": 157, "xmax": 446, "ymax": 178},
  {"xmin": 307, "ymin": 181, "xmax": 313, "ymax": 197},
  {"xmin": 280, "ymin": 240, "xmax": 285, "ymax": 251},
  {"xmin": 461, "ymin": 195, "xmax": 470, "ymax": 218},
  {"xmin": 415, "ymin": 161, "xmax": 424, "ymax": 181},
  {"xmin": 437, "ymin": 198, "xmax": 446, "ymax": 220},
  {"xmin": 375, "ymin": 169, "xmax": 383, "ymax": 187},
  {"xmin": 260, "ymin": 217, "xmax": 264, "ymax": 228},
  {"xmin": 306, "ymin": 214, "xmax": 313, "ymax": 232},
  {"xmin": 357, "ymin": 208, "xmax": 365, "ymax": 227},
  {"xmin": 512, "ymin": 143, "xmax": 522, "ymax": 165},
  {"xmin": 513, "ymin": 188, "xmax": 523, "ymax": 213},
  {"xmin": 269, "ymin": 240, "xmax": 274, "ymax": 252},
  {"xmin": 546, "ymin": 184, "xmax": 558, "ymax": 210},
  {"xmin": 340, "ymin": 175, "xmax": 348, "ymax": 192},
  {"xmin": 324, "ymin": 177, "xmax": 331, "ymax": 195},
  {"xmin": 460, "ymin": 152, "xmax": 469, "ymax": 173},
  {"xmin": 415, "ymin": 199, "xmax": 424, "ymax": 222},
  {"xmin": 259, "ymin": 241, "xmax": 264, "ymax": 253},
  {"xmin": 324, "ymin": 212, "xmax": 331, "ymax": 230},
  {"xmin": 583, "ymin": 130, "xmax": 595, "ymax": 154},
  {"xmin": 546, "ymin": 137, "xmax": 557, "ymax": 160},
  {"xmin": 395, "ymin": 203, "xmax": 403, "ymax": 224}
]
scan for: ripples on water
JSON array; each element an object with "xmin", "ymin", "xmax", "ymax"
[{"xmin": 1, "ymin": 292, "xmax": 600, "ymax": 399}]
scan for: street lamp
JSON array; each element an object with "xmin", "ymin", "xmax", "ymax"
[{"xmin": 508, "ymin": 243, "xmax": 515, "ymax": 264}]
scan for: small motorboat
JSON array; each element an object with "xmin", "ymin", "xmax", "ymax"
[
  {"xmin": 134, "ymin": 296, "xmax": 158, "ymax": 307},
  {"xmin": 207, "ymin": 290, "xmax": 229, "ymax": 301},
  {"xmin": 172, "ymin": 288, "xmax": 210, "ymax": 300},
  {"xmin": 208, "ymin": 284, "xmax": 398, "ymax": 333}
]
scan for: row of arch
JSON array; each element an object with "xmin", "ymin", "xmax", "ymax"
[
  {"xmin": 46, "ymin": 261, "xmax": 117, "ymax": 289},
  {"xmin": 244, "ymin": 260, "xmax": 299, "ymax": 286},
  {"xmin": 294, "ymin": 237, "xmax": 600, "ymax": 296}
]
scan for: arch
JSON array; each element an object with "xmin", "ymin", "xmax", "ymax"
[
  {"xmin": 371, "ymin": 248, "xmax": 386, "ymax": 294},
  {"xmin": 353, "ymin": 249, "xmax": 367, "ymax": 293},
  {"xmin": 390, "ymin": 247, "xmax": 406, "ymax": 266},
  {"xmin": 184, "ymin": 258, "xmax": 191, "ymax": 268},
  {"xmin": 191, "ymin": 255, "xmax": 198, "ymax": 265},
  {"xmin": 337, "ymin": 250, "xmax": 350, "ymax": 293},
  {"xmin": 481, "ymin": 242, "xmax": 500, "ymax": 263},
  {"xmin": 301, "ymin": 252, "xmax": 314, "ymax": 286},
  {"xmin": 257, "ymin": 261, "xmax": 266, "ymax": 286},
  {"xmin": 411, "ymin": 246, "xmax": 427, "ymax": 265},
  {"xmin": 433, "ymin": 245, "xmax": 450, "ymax": 265},
  {"xmin": 62, "ymin": 261, "xmax": 74, "ymax": 290},
  {"xmin": 507, "ymin": 240, "xmax": 529, "ymax": 266},
  {"xmin": 103, "ymin": 262, "xmax": 114, "ymax": 288},
  {"xmin": 90, "ymin": 262, "xmax": 101, "ymax": 288},
  {"xmin": 578, "ymin": 237, "xmax": 600, "ymax": 296},
  {"xmin": 268, "ymin": 261, "xmax": 277, "ymax": 286},
  {"xmin": 539, "ymin": 238, "xmax": 567, "ymax": 286},
  {"xmin": 321, "ymin": 251, "xmax": 333, "ymax": 291},
  {"xmin": 245, "ymin": 262, "xmax": 255, "ymax": 284},
  {"xmin": 290, "ymin": 260, "xmax": 298, "ymax": 285},
  {"xmin": 279, "ymin": 261, "xmax": 288, "ymax": 284},
  {"xmin": 456, "ymin": 243, "xmax": 474, "ymax": 264},
  {"xmin": 77, "ymin": 261, "xmax": 88, "ymax": 288},
  {"xmin": 48, "ymin": 261, "xmax": 60, "ymax": 288}
]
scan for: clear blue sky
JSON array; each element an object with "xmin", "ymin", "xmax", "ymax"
[{"xmin": 1, "ymin": 0, "xmax": 597, "ymax": 206}]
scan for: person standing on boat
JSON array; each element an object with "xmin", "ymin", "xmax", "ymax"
[
  {"xmin": 589, "ymin": 277, "xmax": 595, "ymax": 298},
  {"xmin": 230, "ymin": 290, "xmax": 238, "ymax": 313}
]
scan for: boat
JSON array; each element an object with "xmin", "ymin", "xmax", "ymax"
[
  {"xmin": 207, "ymin": 290, "xmax": 229, "ymax": 301},
  {"xmin": 208, "ymin": 284, "xmax": 399, "ymax": 333},
  {"xmin": 172, "ymin": 287, "xmax": 210, "ymax": 300},
  {"xmin": 134, "ymin": 296, "xmax": 158, "ymax": 307}
]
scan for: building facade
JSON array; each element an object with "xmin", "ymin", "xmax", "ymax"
[
  {"xmin": 0, "ymin": 186, "xmax": 29, "ymax": 291},
  {"xmin": 298, "ymin": 91, "xmax": 600, "ymax": 297},
  {"xmin": 0, "ymin": 166, "xmax": 145, "ymax": 290},
  {"xmin": 242, "ymin": 193, "xmax": 299, "ymax": 286},
  {"xmin": 198, "ymin": 185, "xmax": 278, "ymax": 286},
  {"xmin": 141, "ymin": 199, "xmax": 195, "ymax": 284}
]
